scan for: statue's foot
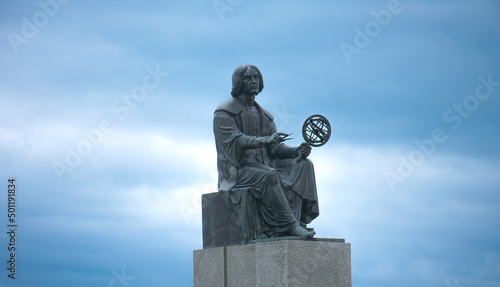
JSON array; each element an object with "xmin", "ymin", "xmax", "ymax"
[
  {"xmin": 289, "ymin": 225, "xmax": 316, "ymax": 238},
  {"xmin": 300, "ymin": 222, "xmax": 315, "ymax": 232}
]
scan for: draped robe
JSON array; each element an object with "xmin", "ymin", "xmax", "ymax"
[{"xmin": 213, "ymin": 97, "xmax": 319, "ymax": 241}]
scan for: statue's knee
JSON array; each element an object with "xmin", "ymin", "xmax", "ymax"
[
  {"xmin": 266, "ymin": 170, "xmax": 280, "ymax": 186},
  {"xmin": 299, "ymin": 158, "xmax": 314, "ymax": 169}
]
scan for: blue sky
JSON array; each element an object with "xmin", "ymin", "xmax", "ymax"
[{"xmin": 1, "ymin": 0, "xmax": 500, "ymax": 286}]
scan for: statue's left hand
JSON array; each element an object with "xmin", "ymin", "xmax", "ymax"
[{"xmin": 297, "ymin": 142, "xmax": 311, "ymax": 158}]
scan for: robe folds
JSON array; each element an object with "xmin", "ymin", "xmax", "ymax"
[{"xmin": 213, "ymin": 97, "xmax": 319, "ymax": 242}]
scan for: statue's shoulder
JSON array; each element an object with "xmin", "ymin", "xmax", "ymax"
[
  {"xmin": 214, "ymin": 97, "xmax": 274, "ymax": 121},
  {"xmin": 215, "ymin": 97, "xmax": 243, "ymax": 115}
]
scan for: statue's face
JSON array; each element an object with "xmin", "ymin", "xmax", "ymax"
[{"xmin": 241, "ymin": 67, "xmax": 260, "ymax": 95}]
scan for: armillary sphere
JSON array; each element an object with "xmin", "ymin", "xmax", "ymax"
[{"xmin": 302, "ymin": 114, "xmax": 331, "ymax": 147}]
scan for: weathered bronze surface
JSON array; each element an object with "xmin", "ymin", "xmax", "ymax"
[{"xmin": 211, "ymin": 64, "xmax": 325, "ymax": 244}]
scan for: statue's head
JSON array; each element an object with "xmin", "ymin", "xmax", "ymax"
[{"xmin": 231, "ymin": 65, "xmax": 264, "ymax": 97}]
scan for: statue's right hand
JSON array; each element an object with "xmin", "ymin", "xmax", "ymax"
[{"xmin": 265, "ymin": 133, "xmax": 288, "ymax": 145}]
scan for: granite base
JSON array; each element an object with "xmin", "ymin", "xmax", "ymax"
[{"xmin": 193, "ymin": 238, "xmax": 351, "ymax": 287}]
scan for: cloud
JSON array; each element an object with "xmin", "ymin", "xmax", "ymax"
[{"xmin": 309, "ymin": 142, "xmax": 500, "ymax": 286}]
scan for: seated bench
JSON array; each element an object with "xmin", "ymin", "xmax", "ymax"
[{"xmin": 202, "ymin": 191, "xmax": 266, "ymax": 248}]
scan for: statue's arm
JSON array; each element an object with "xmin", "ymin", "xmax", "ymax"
[
  {"xmin": 266, "ymin": 119, "xmax": 311, "ymax": 159},
  {"xmin": 266, "ymin": 119, "xmax": 298, "ymax": 159},
  {"xmin": 272, "ymin": 143, "xmax": 299, "ymax": 159},
  {"xmin": 214, "ymin": 111, "xmax": 272, "ymax": 150}
]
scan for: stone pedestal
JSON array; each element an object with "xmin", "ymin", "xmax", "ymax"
[{"xmin": 193, "ymin": 238, "xmax": 351, "ymax": 287}]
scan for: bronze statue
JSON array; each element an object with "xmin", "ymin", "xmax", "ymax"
[{"xmin": 213, "ymin": 64, "xmax": 320, "ymax": 241}]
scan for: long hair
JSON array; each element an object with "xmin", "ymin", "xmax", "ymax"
[{"xmin": 230, "ymin": 65, "xmax": 264, "ymax": 97}]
